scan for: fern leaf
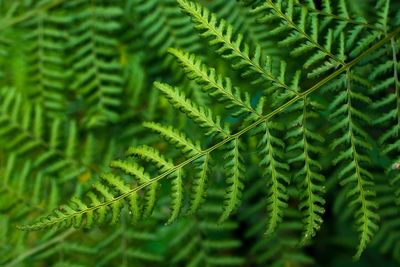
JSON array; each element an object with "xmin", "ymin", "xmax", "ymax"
[
  {"xmin": 329, "ymin": 71, "xmax": 379, "ymax": 259},
  {"xmin": 240, "ymin": 177, "xmax": 314, "ymax": 267},
  {"xmin": 126, "ymin": 145, "xmax": 183, "ymax": 223},
  {"xmin": 375, "ymin": 0, "xmax": 390, "ymax": 33},
  {"xmin": 133, "ymin": 0, "xmax": 201, "ymax": 68},
  {"xmin": 0, "ymin": 154, "xmax": 57, "ymax": 218},
  {"xmin": 16, "ymin": 6, "xmax": 400, "ymax": 264},
  {"xmin": 177, "ymin": 0, "xmax": 291, "ymax": 90},
  {"xmin": 143, "ymin": 121, "xmax": 202, "ymax": 156},
  {"xmin": 20, "ymin": 27, "xmax": 398, "ymax": 233},
  {"xmin": 0, "ymin": 90, "xmax": 96, "ymax": 182},
  {"xmin": 144, "ymin": 122, "xmax": 211, "ymax": 218},
  {"xmin": 267, "ymin": 0, "xmax": 344, "ymax": 64},
  {"xmin": 293, "ymin": 0, "xmax": 381, "ymax": 34},
  {"xmin": 154, "ymin": 82, "xmax": 230, "ymax": 138},
  {"xmin": 220, "ymin": 138, "xmax": 245, "ymax": 222},
  {"xmin": 94, "ymin": 224, "xmax": 164, "ymax": 266},
  {"xmin": 109, "ymin": 160, "xmax": 157, "ymax": 217},
  {"xmin": 168, "ymin": 169, "xmax": 184, "ymax": 224},
  {"xmin": 209, "ymin": 0, "xmax": 272, "ymax": 51},
  {"xmin": 126, "ymin": 145, "xmax": 174, "ymax": 172},
  {"xmin": 372, "ymin": 37, "xmax": 400, "ymax": 203},
  {"xmin": 168, "ymin": 48, "xmax": 260, "ymax": 120},
  {"xmin": 25, "ymin": 10, "xmax": 70, "ymax": 117},
  {"xmin": 287, "ymin": 97, "xmax": 326, "ymax": 244},
  {"xmin": 170, "ymin": 190, "xmax": 244, "ymax": 266},
  {"xmin": 187, "ymin": 153, "xmax": 210, "ymax": 214},
  {"xmin": 69, "ymin": 1, "xmax": 123, "ymax": 127},
  {"xmin": 259, "ymin": 120, "xmax": 289, "ymax": 236},
  {"xmin": 372, "ymin": 177, "xmax": 400, "ymax": 262},
  {"xmin": 247, "ymin": 0, "xmax": 346, "ymax": 79}
]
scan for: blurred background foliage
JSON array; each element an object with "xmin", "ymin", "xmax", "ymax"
[{"xmin": 0, "ymin": 0, "xmax": 400, "ymax": 266}]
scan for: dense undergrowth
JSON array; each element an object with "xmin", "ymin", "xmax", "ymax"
[{"xmin": 1, "ymin": 0, "xmax": 400, "ymax": 266}]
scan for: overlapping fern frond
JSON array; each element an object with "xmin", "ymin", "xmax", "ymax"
[
  {"xmin": 373, "ymin": 176, "xmax": 400, "ymax": 262},
  {"xmin": 129, "ymin": 0, "xmax": 202, "ymax": 73},
  {"xmin": 24, "ymin": 5, "xmax": 70, "ymax": 117},
  {"xmin": 0, "ymin": 153, "xmax": 60, "ymax": 264},
  {"xmin": 208, "ymin": 0, "xmax": 275, "ymax": 53},
  {"xmin": 371, "ymin": 34, "xmax": 400, "ymax": 203},
  {"xmin": 68, "ymin": 0, "xmax": 124, "ymax": 128},
  {"xmin": 168, "ymin": 189, "xmax": 244, "ymax": 266},
  {"xmin": 245, "ymin": 0, "xmax": 389, "ymax": 78},
  {"xmin": 0, "ymin": 89, "xmax": 100, "ymax": 183}
]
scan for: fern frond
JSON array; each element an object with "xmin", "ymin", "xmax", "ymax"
[
  {"xmin": 372, "ymin": 177, "xmax": 400, "ymax": 262},
  {"xmin": 168, "ymin": 48, "xmax": 261, "ymax": 120},
  {"xmin": 0, "ymin": 154, "xmax": 58, "ymax": 216},
  {"xmin": 187, "ymin": 153, "xmax": 210, "ymax": 215},
  {"xmin": 177, "ymin": 0, "xmax": 292, "ymax": 91},
  {"xmin": 109, "ymin": 160, "xmax": 157, "ymax": 217},
  {"xmin": 371, "ymin": 36, "xmax": 400, "ymax": 202},
  {"xmin": 0, "ymin": 89, "xmax": 97, "ymax": 181},
  {"xmin": 24, "ymin": 9, "xmax": 70, "ymax": 117},
  {"xmin": 220, "ymin": 138, "xmax": 245, "ymax": 222},
  {"xmin": 143, "ymin": 121, "xmax": 202, "ymax": 156},
  {"xmin": 19, "ymin": 142, "xmax": 183, "ymax": 229},
  {"xmin": 132, "ymin": 0, "xmax": 201, "ymax": 68},
  {"xmin": 16, "ymin": 4, "xmax": 400, "ymax": 265},
  {"xmin": 247, "ymin": 0, "xmax": 346, "ymax": 79},
  {"xmin": 329, "ymin": 71, "xmax": 379, "ymax": 259},
  {"xmin": 95, "ymin": 223, "xmax": 164, "ymax": 266},
  {"xmin": 247, "ymin": 0, "xmax": 390, "ymax": 79},
  {"xmin": 0, "ymin": 153, "xmax": 61, "ymax": 264},
  {"xmin": 375, "ymin": 0, "xmax": 390, "ymax": 34},
  {"xmin": 208, "ymin": 0, "xmax": 273, "ymax": 52},
  {"xmin": 154, "ymin": 82, "xmax": 230, "ymax": 138},
  {"xmin": 287, "ymin": 97, "xmax": 325, "ymax": 244},
  {"xmin": 258, "ymin": 120, "xmax": 289, "ymax": 236},
  {"xmin": 20, "ymin": 24, "xmax": 399, "ymax": 232},
  {"xmin": 18, "ymin": 172, "xmax": 125, "ymax": 229},
  {"xmin": 269, "ymin": 0, "xmax": 344, "ymax": 63},
  {"xmin": 293, "ymin": 0, "xmax": 383, "ymax": 33},
  {"xmin": 126, "ymin": 145, "xmax": 184, "ymax": 223},
  {"xmin": 240, "ymin": 180, "xmax": 314, "ymax": 267},
  {"xmin": 69, "ymin": 0, "xmax": 123, "ymax": 128},
  {"xmin": 169, "ymin": 190, "xmax": 244, "ymax": 266},
  {"xmin": 126, "ymin": 145, "xmax": 174, "ymax": 171}
]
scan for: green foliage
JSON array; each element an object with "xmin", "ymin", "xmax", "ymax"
[
  {"xmin": 68, "ymin": 0, "xmax": 124, "ymax": 128},
  {"xmin": 1, "ymin": 0, "xmax": 400, "ymax": 266}
]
